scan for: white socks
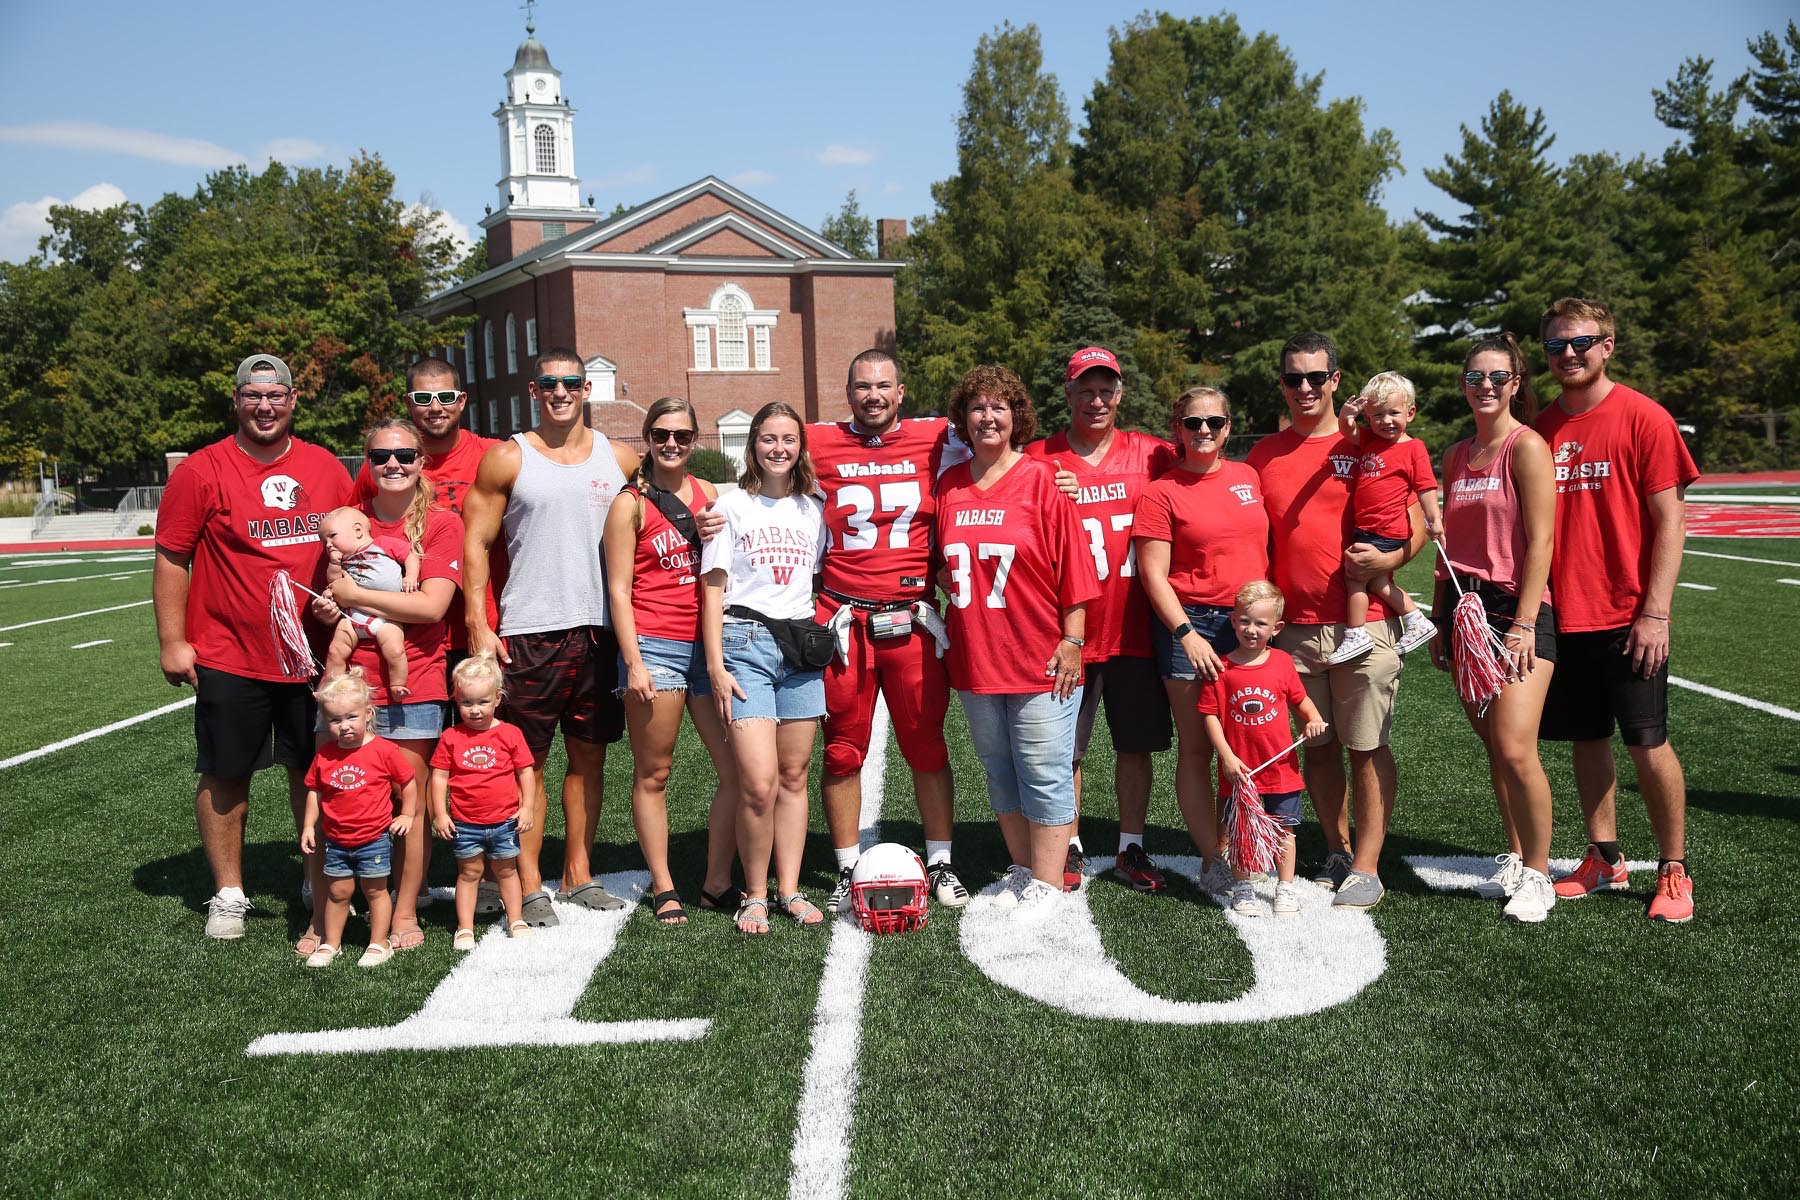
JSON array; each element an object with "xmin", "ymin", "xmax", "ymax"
[
  {"xmin": 925, "ymin": 840, "xmax": 952, "ymax": 867},
  {"xmin": 1117, "ymin": 832, "xmax": 1144, "ymax": 855},
  {"xmin": 834, "ymin": 846, "xmax": 859, "ymax": 871}
]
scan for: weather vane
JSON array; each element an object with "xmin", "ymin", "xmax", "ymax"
[{"xmin": 521, "ymin": 0, "xmax": 537, "ymax": 35}]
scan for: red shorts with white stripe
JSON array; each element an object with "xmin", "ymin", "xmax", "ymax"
[{"xmin": 818, "ymin": 603, "xmax": 950, "ymax": 778}]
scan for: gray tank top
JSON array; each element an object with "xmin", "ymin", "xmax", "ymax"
[{"xmin": 498, "ymin": 431, "xmax": 627, "ymax": 636}]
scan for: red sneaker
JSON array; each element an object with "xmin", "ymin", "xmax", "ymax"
[
  {"xmin": 1114, "ymin": 844, "xmax": 1167, "ymax": 892},
  {"xmin": 1063, "ymin": 845, "xmax": 1088, "ymax": 893},
  {"xmin": 1553, "ymin": 845, "xmax": 1629, "ymax": 899},
  {"xmin": 1647, "ymin": 862, "xmax": 1695, "ymax": 924}
]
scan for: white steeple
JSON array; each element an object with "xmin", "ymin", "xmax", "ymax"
[{"xmin": 493, "ymin": 9, "xmax": 588, "ymax": 213}]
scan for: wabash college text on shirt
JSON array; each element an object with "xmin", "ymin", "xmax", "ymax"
[
  {"xmin": 809, "ymin": 418, "xmax": 951, "ymax": 604},
  {"xmin": 1535, "ymin": 384, "xmax": 1699, "ymax": 633},
  {"xmin": 304, "ymin": 736, "xmax": 414, "ymax": 847},
  {"xmin": 156, "ymin": 437, "xmax": 352, "ymax": 681},
  {"xmin": 431, "ymin": 720, "xmax": 534, "ymax": 825},
  {"xmin": 1195, "ymin": 649, "xmax": 1308, "ymax": 796}
]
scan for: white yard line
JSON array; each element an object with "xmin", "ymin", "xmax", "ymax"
[
  {"xmin": 69, "ymin": 639, "xmax": 114, "ymax": 650},
  {"xmin": 787, "ymin": 700, "xmax": 889, "ymax": 1200},
  {"xmin": 1671, "ymin": 677, "xmax": 1800, "ymax": 722},
  {"xmin": 0, "ymin": 696, "xmax": 195, "ymax": 771},
  {"xmin": 1686, "ymin": 550, "xmax": 1800, "ymax": 568},
  {"xmin": 1778, "ymin": 579, "xmax": 1800, "ymax": 587},
  {"xmin": 0, "ymin": 569, "xmax": 151, "ymax": 589},
  {"xmin": 1676, "ymin": 582, "xmax": 1716, "ymax": 591},
  {"xmin": 0, "ymin": 599, "xmax": 152, "ymax": 633}
]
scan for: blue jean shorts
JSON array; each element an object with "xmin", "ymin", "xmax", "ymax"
[
  {"xmin": 616, "ymin": 634, "xmax": 713, "ymax": 697},
  {"xmin": 452, "ymin": 816, "xmax": 521, "ymax": 861},
  {"xmin": 960, "ymin": 688, "xmax": 1081, "ymax": 826},
  {"xmin": 323, "ymin": 832, "xmax": 392, "ymax": 879},
  {"xmin": 1351, "ymin": 528, "xmax": 1407, "ymax": 554},
  {"xmin": 720, "ymin": 617, "xmax": 824, "ymax": 722},
  {"xmin": 1252, "ymin": 788, "xmax": 1304, "ymax": 829},
  {"xmin": 316, "ymin": 701, "xmax": 448, "ymax": 741},
  {"xmin": 1150, "ymin": 603, "xmax": 1238, "ymax": 680}
]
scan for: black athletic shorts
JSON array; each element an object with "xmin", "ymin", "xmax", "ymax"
[
  {"xmin": 1441, "ymin": 574, "xmax": 1558, "ymax": 666},
  {"xmin": 1539, "ymin": 626, "xmax": 1669, "ymax": 747},
  {"xmin": 500, "ymin": 625, "xmax": 626, "ymax": 754},
  {"xmin": 1075, "ymin": 654, "xmax": 1173, "ymax": 758},
  {"xmin": 193, "ymin": 664, "xmax": 316, "ymax": 778}
]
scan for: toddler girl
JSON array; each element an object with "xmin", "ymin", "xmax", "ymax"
[
  {"xmin": 430, "ymin": 654, "xmax": 538, "ymax": 948},
  {"xmin": 319, "ymin": 505, "xmax": 420, "ymax": 697}
]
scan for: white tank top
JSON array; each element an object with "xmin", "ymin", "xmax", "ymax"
[{"xmin": 497, "ymin": 431, "xmax": 627, "ymax": 636}]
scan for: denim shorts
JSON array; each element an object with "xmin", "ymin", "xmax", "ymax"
[
  {"xmin": 616, "ymin": 634, "xmax": 713, "ymax": 697},
  {"xmin": 1150, "ymin": 603, "xmax": 1239, "ymax": 680},
  {"xmin": 960, "ymin": 688, "xmax": 1081, "ymax": 826},
  {"xmin": 323, "ymin": 832, "xmax": 392, "ymax": 879},
  {"xmin": 452, "ymin": 816, "xmax": 521, "ymax": 861},
  {"xmin": 1254, "ymin": 789, "xmax": 1304, "ymax": 829},
  {"xmin": 316, "ymin": 701, "xmax": 448, "ymax": 741},
  {"xmin": 720, "ymin": 617, "xmax": 824, "ymax": 722},
  {"xmin": 1351, "ymin": 528, "xmax": 1408, "ymax": 553}
]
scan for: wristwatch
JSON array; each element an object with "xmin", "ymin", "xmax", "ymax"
[
  {"xmin": 1172, "ymin": 622, "xmax": 1194, "ymax": 639},
  {"xmin": 1061, "ymin": 635, "xmax": 1085, "ymax": 648}
]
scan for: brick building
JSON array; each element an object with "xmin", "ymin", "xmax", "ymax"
[{"xmin": 416, "ymin": 24, "xmax": 905, "ymax": 465}]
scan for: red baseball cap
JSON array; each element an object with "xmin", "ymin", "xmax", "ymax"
[{"xmin": 1066, "ymin": 346, "xmax": 1121, "ymax": 382}]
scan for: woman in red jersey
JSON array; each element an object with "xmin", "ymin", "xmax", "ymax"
[{"xmin": 604, "ymin": 398, "xmax": 740, "ymax": 924}]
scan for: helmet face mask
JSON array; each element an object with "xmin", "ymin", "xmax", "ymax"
[{"xmin": 850, "ymin": 842, "xmax": 929, "ymax": 935}]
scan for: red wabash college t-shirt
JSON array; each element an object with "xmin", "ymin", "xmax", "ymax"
[
  {"xmin": 935, "ymin": 455, "xmax": 1100, "ymax": 694},
  {"xmin": 430, "ymin": 720, "xmax": 534, "ymax": 825},
  {"xmin": 1351, "ymin": 433, "xmax": 1437, "ymax": 541},
  {"xmin": 1133, "ymin": 460, "xmax": 1270, "ymax": 608},
  {"xmin": 1247, "ymin": 428, "xmax": 1396, "ymax": 626},
  {"xmin": 353, "ymin": 431, "xmax": 500, "ymax": 653},
  {"xmin": 345, "ymin": 507, "xmax": 464, "ymax": 706},
  {"xmin": 625, "ymin": 482, "xmax": 710, "ymax": 642},
  {"xmin": 809, "ymin": 418, "xmax": 950, "ymax": 606},
  {"xmin": 1195, "ymin": 649, "xmax": 1308, "ymax": 796},
  {"xmin": 304, "ymin": 736, "xmax": 414, "ymax": 847},
  {"xmin": 1535, "ymin": 384, "xmax": 1699, "ymax": 632},
  {"xmin": 1022, "ymin": 430, "xmax": 1173, "ymax": 661},
  {"xmin": 156, "ymin": 437, "xmax": 352, "ymax": 681}
]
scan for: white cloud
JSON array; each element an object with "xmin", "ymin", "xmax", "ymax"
[
  {"xmin": 589, "ymin": 164, "xmax": 656, "ymax": 191},
  {"xmin": 404, "ymin": 202, "xmax": 475, "ymax": 259},
  {"xmin": 729, "ymin": 169, "xmax": 776, "ymax": 188},
  {"xmin": 0, "ymin": 121, "xmax": 330, "ymax": 171},
  {"xmin": 882, "ymin": 180, "xmax": 904, "ymax": 194},
  {"xmin": 817, "ymin": 144, "xmax": 875, "ymax": 167},
  {"xmin": 0, "ymin": 182, "xmax": 128, "ymax": 264},
  {"xmin": 255, "ymin": 138, "xmax": 331, "ymax": 165}
]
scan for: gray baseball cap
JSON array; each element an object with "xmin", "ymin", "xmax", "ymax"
[{"xmin": 235, "ymin": 353, "xmax": 293, "ymax": 388}]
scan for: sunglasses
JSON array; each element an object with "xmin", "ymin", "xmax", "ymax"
[
  {"xmin": 649, "ymin": 427, "xmax": 697, "ymax": 447},
  {"xmin": 1280, "ymin": 371, "xmax": 1334, "ymax": 388},
  {"xmin": 366, "ymin": 447, "xmax": 421, "ymax": 466},
  {"xmin": 1462, "ymin": 370, "xmax": 1516, "ymax": 388},
  {"xmin": 1180, "ymin": 414, "xmax": 1230, "ymax": 432},
  {"xmin": 406, "ymin": 390, "xmax": 461, "ymax": 407},
  {"xmin": 1543, "ymin": 335, "xmax": 1605, "ymax": 355},
  {"xmin": 534, "ymin": 374, "xmax": 586, "ymax": 392}
]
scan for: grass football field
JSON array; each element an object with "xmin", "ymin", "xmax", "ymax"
[{"xmin": 1, "ymin": 532, "xmax": 1796, "ymax": 1199}]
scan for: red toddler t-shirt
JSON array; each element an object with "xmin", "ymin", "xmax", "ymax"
[
  {"xmin": 1196, "ymin": 649, "xmax": 1308, "ymax": 796},
  {"xmin": 430, "ymin": 720, "xmax": 534, "ymax": 825},
  {"xmin": 305, "ymin": 736, "xmax": 414, "ymax": 847},
  {"xmin": 1350, "ymin": 433, "xmax": 1436, "ymax": 542}
]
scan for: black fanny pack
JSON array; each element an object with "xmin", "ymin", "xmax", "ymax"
[{"xmin": 726, "ymin": 605, "xmax": 835, "ymax": 671}]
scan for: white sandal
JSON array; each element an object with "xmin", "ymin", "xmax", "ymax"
[{"xmin": 452, "ymin": 928, "xmax": 477, "ymax": 951}]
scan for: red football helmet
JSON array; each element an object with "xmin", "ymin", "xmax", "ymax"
[{"xmin": 850, "ymin": 842, "xmax": 929, "ymax": 935}]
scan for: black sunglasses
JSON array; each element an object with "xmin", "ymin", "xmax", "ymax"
[
  {"xmin": 534, "ymin": 374, "xmax": 586, "ymax": 391},
  {"xmin": 406, "ymin": 390, "xmax": 461, "ymax": 407},
  {"xmin": 1280, "ymin": 370, "xmax": 1334, "ymax": 388},
  {"xmin": 1462, "ymin": 370, "xmax": 1516, "ymax": 388},
  {"xmin": 1543, "ymin": 335, "xmax": 1605, "ymax": 355},
  {"xmin": 366, "ymin": 447, "xmax": 420, "ymax": 465},
  {"xmin": 1180, "ymin": 414, "xmax": 1230, "ymax": 432},
  {"xmin": 649, "ymin": 428, "xmax": 697, "ymax": 446}
]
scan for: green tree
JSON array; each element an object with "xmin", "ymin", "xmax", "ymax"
[
  {"xmin": 1029, "ymin": 260, "xmax": 1156, "ymax": 437},
  {"xmin": 820, "ymin": 190, "xmax": 875, "ymax": 258}
]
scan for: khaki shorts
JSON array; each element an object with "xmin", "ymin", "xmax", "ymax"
[{"xmin": 1276, "ymin": 619, "xmax": 1402, "ymax": 752}]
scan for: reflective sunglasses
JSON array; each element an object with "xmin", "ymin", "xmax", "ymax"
[
  {"xmin": 1280, "ymin": 370, "xmax": 1334, "ymax": 388},
  {"xmin": 1180, "ymin": 414, "xmax": 1230, "ymax": 432},
  {"xmin": 649, "ymin": 427, "xmax": 697, "ymax": 447},
  {"xmin": 1543, "ymin": 335, "xmax": 1606, "ymax": 355},
  {"xmin": 534, "ymin": 374, "xmax": 586, "ymax": 391},
  {"xmin": 406, "ymin": 390, "xmax": 461, "ymax": 407},
  {"xmin": 1462, "ymin": 370, "xmax": 1516, "ymax": 388},
  {"xmin": 366, "ymin": 447, "xmax": 421, "ymax": 465}
]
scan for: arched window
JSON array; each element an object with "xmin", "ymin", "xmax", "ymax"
[
  {"xmin": 505, "ymin": 313, "xmax": 518, "ymax": 374},
  {"xmin": 483, "ymin": 321, "xmax": 495, "ymax": 380},
  {"xmin": 716, "ymin": 293, "xmax": 748, "ymax": 371},
  {"xmin": 534, "ymin": 124, "xmax": 556, "ymax": 174}
]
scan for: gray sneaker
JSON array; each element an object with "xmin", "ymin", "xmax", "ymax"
[
  {"xmin": 204, "ymin": 892, "xmax": 251, "ymax": 939},
  {"xmin": 1333, "ymin": 871, "xmax": 1385, "ymax": 909},
  {"xmin": 1313, "ymin": 851, "xmax": 1354, "ymax": 892},
  {"xmin": 520, "ymin": 888, "xmax": 561, "ymax": 928}
]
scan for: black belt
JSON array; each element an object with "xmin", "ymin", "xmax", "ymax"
[{"xmin": 819, "ymin": 586, "xmax": 913, "ymax": 614}]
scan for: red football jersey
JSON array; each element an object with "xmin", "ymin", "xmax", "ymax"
[
  {"xmin": 1195, "ymin": 649, "xmax": 1308, "ymax": 796},
  {"xmin": 935, "ymin": 455, "xmax": 1100, "ymax": 694},
  {"xmin": 305, "ymin": 736, "xmax": 414, "ymax": 847},
  {"xmin": 625, "ymin": 482, "xmax": 709, "ymax": 642},
  {"xmin": 809, "ymin": 418, "xmax": 949, "ymax": 604},
  {"xmin": 343, "ymin": 506, "xmax": 463, "ymax": 705},
  {"xmin": 1535, "ymin": 384, "xmax": 1699, "ymax": 632},
  {"xmin": 430, "ymin": 720, "xmax": 534, "ymax": 825},
  {"xmin": 1350, "ymin": 433, "xmax": 1437, "ymax": 541},
  {"xmin": 1248, "ymin": 428, "xmax": 1396, "ymax": 626},
  {"xmin": 156, "ymin": 436, "xmax": 352, "ymax": 681},
  {"xmin": 1022, "ymin": 430, "xmax": 1173, "ymax": 661}
]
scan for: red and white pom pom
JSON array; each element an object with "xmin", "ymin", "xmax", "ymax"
[
  {"xmin": 269, "ymin": 571, "xmax": 319, "ymax": 679},
  {"xmin": 1450, "ymin": 591, "xmax": 1511, "ymax": 717},
  {"xmin": 1226, "ymin": 772, "xmax": 1287, "ymax": 876}
]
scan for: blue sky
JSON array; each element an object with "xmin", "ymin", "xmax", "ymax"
[{"xmin": 0, "ymin": 0, "xmax": 1789, "ymax": 265}]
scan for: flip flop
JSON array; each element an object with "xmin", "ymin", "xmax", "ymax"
[
  {"xmin": 647, "ymin": 889, "xmax": 687, "ymax": 924},
  {"xmin": 561, "ymin": 880, "xmax": 627, "ymax": 912},
  {"xmin": 697, "ymin": 886, "xmax": 745, "ymax": 913},
  {"xmin": 387, "ymin": 926, "xmax": 425, "ymax": 951},
  {"xmin": 778, "ymin": 892, "xmax": 825, "ymax": 927},
  {"xmin": 735, "ymin": 896, "xmax": 769, "ymax": 936}
]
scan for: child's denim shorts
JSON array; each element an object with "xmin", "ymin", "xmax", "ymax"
[
  {"xmin": 452, "ymin": 816, "xmax": 521, "ymax": 861},
  {"xmin": 323, "ymin": 832, "xmax": 393, "ymax": 878}
]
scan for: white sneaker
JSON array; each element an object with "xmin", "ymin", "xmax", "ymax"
[
  {"xmin": 928, "ymin": 862, "xmax": 970, "ymax": 908},
  {"xmin": 1010, "ymin": 878, "xmax": 1062, "ymax": 925},
  {"xmin": 1326, "ymin": 626, "xmax": 1376, "ymax": 665},
  {"xmin": 1474, "ymin": 852, "xmax": 1525, "ymax": 899},
  {"xmin": 1396, "ymin": 614, "xmax": 1439, "ymax": 655},
  {"xmin": 1272, "ymin": 881, "xmax": 1300, "ymax": 917},
  {"xmin": 1198, "ymin": 858, "xmax": 1234, "ymax": 894},
  {"xmin": 204, "ymin": 891, "xmax": 251, "ymax": 939},
  {"xmin": 991, "ymin": 864, "xmax": 1034, "ymax": 910},
  {"xmin": 1229, "ymin": 880, "xmax": 1264, "ymax": 917},
  {"xmin": 1502, "ymin": 867, "xmax": 1556, "ymax": 923}
]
